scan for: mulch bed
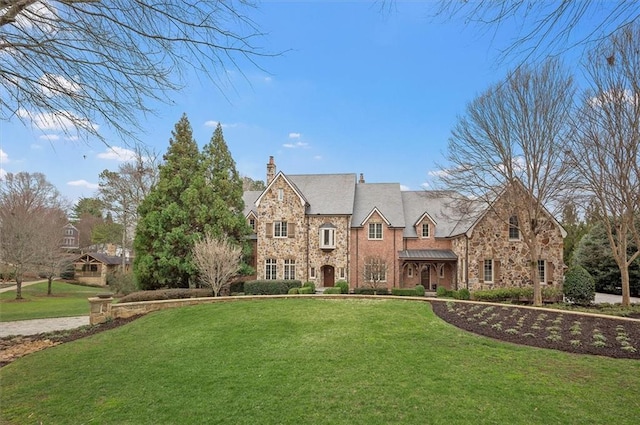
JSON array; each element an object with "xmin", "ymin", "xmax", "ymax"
[
  {"xmin": 431, "ymin": 300, "xmax": 640, "ymax": 359},
  {"xmin": 0, "ymin": 316, "xmax": 141, "ymax": 368}
]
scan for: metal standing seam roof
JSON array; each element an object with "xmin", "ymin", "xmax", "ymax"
[{"xmin": 398, "ymin": 249, "xmax": 458, "ymax": 261}]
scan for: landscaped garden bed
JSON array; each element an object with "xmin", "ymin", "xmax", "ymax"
[{"xmin": 431, "ymin": 300, "xmax": 640, "ymax": 359}]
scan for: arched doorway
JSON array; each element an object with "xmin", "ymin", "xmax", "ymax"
[
  {"xmin": 420, "ymin": 266, "xmax": 430, "ymax": 288},
  {"xmin": 322, "ymin": 265, "xmax": 335, "ymax": 287}
]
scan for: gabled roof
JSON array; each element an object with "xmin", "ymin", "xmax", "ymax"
[
  {"xmin": 76, "ymin": 252, "xmax": 131, "ymax": 266},
  {"xmin": 242, "ymin": 191, "xmax": 261, "ymax": 217},
  {"xmin": 288, "ymin": 174, "xmax": 357, "ymax": 215},
  {"xmin": 401, "ymin": 191, "xmax": 475, "ymax": 238},
  {"xmin": 255, "ymin": 172, "xmax": 309, "ymax": 209},
  {"xmin": 352, "ymin": 183, "xmax": 405, "ymax": 228}
]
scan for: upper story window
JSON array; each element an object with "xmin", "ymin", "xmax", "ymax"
[
  {"xmin": 65, "ymin": 228, "xmax": 74, "ymax": 235},
  {"xmin": 509, "ymin": 215, "xmax": 520, "ymax": 240},
  {"xmin": 249, "ymin": 218, "xmax": 256, "ymax": 231},
  {"xmin": 319, "ymin": 223, "xmax": 336, "ymax": 249},
  {"xmin": 277, "ymin": 188, "xmax": 284, "ymax": 201},
  {"xmin": 274, "ymin": 221, "xmax": 288, "ymax": 238},
  {"xmin": 368, "ymin": 222, "xmax": 383, "ymax": 240},
  {"xmin": 421, "ymin": 223, "xmax": 430, "ymax": 238}
]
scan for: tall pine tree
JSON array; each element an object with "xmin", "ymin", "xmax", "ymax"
[{"xmin": 134, "ymin": 114, "xmax": 205, "ymax": 289}]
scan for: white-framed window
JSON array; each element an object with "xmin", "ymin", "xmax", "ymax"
[
  {"xmin": 320, "ymin": 227, "xmax": 336, "ymax": 249},
  {"xmin": 249, "ymin": 218, "xmax": 256, "ymax": 231},
  {"xmin": 284, "ymin": 259, "xmax": 296, "ymax": 280},
  {"xmin": 65, "ymin": 228, "xmax": 74, "ymax": 235},
  {"xmin": 277, "ymin": 188, "xmax": 284, "ymax": 201},
  {"xmin": 339, "ymin": 267, "xmax": 345, "ymax": 279},
  {"xmin": 483, "ymin": 259, "xmax": 494, "ymax": 283},
  {"xmin": 368, "ymin": 222, "xmax": 383, "ymax": 240},
  {"xmin": 408, "ymin": 266, "xmax": 413, "ymax": 278},
  {"xmin": 538, "ymin": 260, "xmax": 546, "ymax": 284},
  {"xmin": 265, "ymin": 258, "xmax": 277, "ymax": 280},
  {"xmin": 310, "ymin": 267, "xmax": 316, "ymax": 279},
  {"xmin": 509, "ymin": 215, "xmax": 520, "ymax": 240},
  {"xmin": 364, "ymin": 263, "xmax": 386, "ymax": 282},
  {"xmin": 274, "ymin": 221, "xmax": 288, "ymax": 238},
  {"xmin": 421, "ymin": 223, "xmax": 430, "ymax": 238}
]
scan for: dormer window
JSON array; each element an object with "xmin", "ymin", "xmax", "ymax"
[
  {"xmin": 421, "ymin": 223, "xmax": 430, "ymax": 238},
  {"xmin": 319, "ymin": 223, "xmax": 336, "ymax": 249},
  {"xmin": 249, "ymin": 218, "xmax": 256, "ymax": 231}
]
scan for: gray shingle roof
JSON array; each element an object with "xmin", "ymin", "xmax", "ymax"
[
  {"xmin": 243, "ymin": 191, "xmax": 261, "ymax": 217},
  {"xmin": 352, "ymin": 183, "xmax": 405, "ymax": 228},
  {"xmin": 400, "ymin": 191, "xmax": 477, "ymax": 238},
  {"xmin": 288, "ymin": 174, "xmax": 357, "ymax": 215}
]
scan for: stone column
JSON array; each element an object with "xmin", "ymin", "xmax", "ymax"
[{"xmin": 88, "ymin": 296, "xmax": 113, "ymax": 325}]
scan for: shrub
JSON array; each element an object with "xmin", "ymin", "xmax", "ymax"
[
  {"xmin": 455, "ymin": 288, "xmax": 471, "ymax": 300},
  {"xmin": 335, "ymin": 280, "xmax": 349, "ymax": 294},
  {"xmin": 414, "ymin": 285, "xmax": 425, "ymax": 296},
  {"xmin": 298, "ymin": 286, "xmax": 314, "ymax": 294},
  {"xmin": 564, "ymin": 265, "xmax": 596, "ymax": 305},
  {"xmin": 288, "ymin": 287, "xmax": 299, "ymax": 294},
  {"xmin": 244, "ymin": 280, "xmax": 302, "ymax": 295},
  {"xmin": 118, "ymin": 288, "xmax": 212, "ymax": 303},
  {"xmin": 302, "ymin": 281, "xmax": 316, "ymax": 292},
  {"xmin": 323, "ymin": 287, "xmax": 341, "ymax": 294},
  {"xmin": 59, "ymin": 262, "xmax": 75, "ymax": 280},
  {"xmin": 392, "ymin": 287, "xmax": 417, "ymax": 296},
  {"xmin": 436, "ymin": 286, "xmax": 452, "ymax": 298},
  {"xmin": 353, "ymin": 287, "xmax": 389, "ymax": 295},
  {"xmin": 229, "ymin": 280, "xmax": 245, "ymax": 294},
  {"xmin": 108, "ymin": 272, "xmax": 138, "ymax": 296}
]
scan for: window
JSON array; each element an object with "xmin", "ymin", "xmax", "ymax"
[
  {"xmin": 277, "ymin": 188, "xmax": 284, "ymax": 201},
  {"xmin": 421, "ymin": 223, "xmax": 430, "ymax": 238},
  {"xmin": 408, "ymin": 266, "xmax": 413, "ymax": 278},
  {"xmin": 483, "ymin": 259, "xmax": 494, "ymax": 283},
  {"xmin": 339, "ymin": 267, "xmax": 345, "ymax": 279},
  {"xmin": 538, "ymin": 260, "xmax": 546, "ymax": 283},
  {"xmin": 265, "ymin": 259, "xmax": 277, "ymax": 280},
  {"xmin": 284, "ymin": 259, "xmax": 296, "ymax": 280},
  {"xmin": 364, "ymin": 264, "xmax": 386, "ymax": 282},
  {"xmin": 368, "ymin": 223, "xmax": 383, "ymax": 240},
  {"xmin": 249, "ymin": 218, "xmax": 256, "ymax": 231},
  {"xmin": 439, "ymin": 265, "xmax": 445, "ymax": 278},
  {"xmin": 319, "ymin": 225, "xmax": 336, "ymax": 249},
  {"xmin": 310, "ymin": 267, "xmax": 316, "ymax": 279},
  {"xmin": 65, "ymin": 228, "xmax": 74, "ymax": 235},
  {"xmin": 509, "ymin": 215, "xmax": 520, "ymax": 240},
  {"xmin": 274, "ymin": 221, "xmax": 288, "ymax": 238}
]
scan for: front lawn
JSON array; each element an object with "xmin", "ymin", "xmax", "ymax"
[
  {"xmin": 0, "ymin": 281, "xmax": 101, "ymax": 321},
  {"xmin": 1, "ymin": 298, "xmax": 638, "ymax": 424}
]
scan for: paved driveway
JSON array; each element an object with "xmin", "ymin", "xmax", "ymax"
[
  {"xmin": 595, "ymin": 292, "xmax": 640, "ymax": 304},
  {"xmin": 0, "ymin": 316, "xmax": 90, "ymax": 338}
]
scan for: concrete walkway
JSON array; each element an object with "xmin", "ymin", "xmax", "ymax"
[
  {"xmin": 594, "ymin": 292, "xmax": 640, "ymax": 304},
  {"xmin": 0, "ymin": 316, "xmax": 90, "ymax": 338}
]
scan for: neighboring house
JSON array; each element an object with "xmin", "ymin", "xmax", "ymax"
[
  {"xmin": 61, "ymin": 223, "xmax": 80, "ymax": 250},
  {"xmin": 73, "ymin": 252, "xmax": 132, "ymax": 286},
  {"xmin": 243, "ymin": 157, "xmax": 566, "ymax": 291}
]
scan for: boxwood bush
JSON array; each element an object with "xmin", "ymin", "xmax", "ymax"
[
  {"xmin": 244, "ymin": 280, "xmax": 302, "ymax": 295},
  {"xmin": 288, "ymin": 287, "xmax": 299, "ymax": 294},
  {"xmin": 118, "ymin": 288, "xmax": 212, "ymax": 303},
  {"xmin": 471, "ymin": 286, "xmax": 563, "ymax": 303},
  {"xmin": 414, "ymin": 285, "xmax": 425, "ymax": 296},
  {"xmin": 353, "ymin": 287, "xmax": 389, "ymax": 295},
  {"xmin": 323, "ymin": 287, "xmax": 342, "ymax": 294},
  {"xmin": 302, "ymin": 281, "xmax": 316, "ymax": 292},
  {"xmin": 298, "ymin": 286, "xmax": 314, "ymax": 294},
  {"xmin": 391, "ymin": 287, "xmax": 418, "ymax": 296},
  {"xmin": 564, "ymin": 265, "xmax": 595, "ymax": 305},
  {"xmin": 335, "ymin": 280, "xmax": 349, "ymax": 294}
]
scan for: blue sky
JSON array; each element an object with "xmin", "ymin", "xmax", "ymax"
[{"xmin": 0, "ymin": 1, "xmax": 598, "ymax": 206}]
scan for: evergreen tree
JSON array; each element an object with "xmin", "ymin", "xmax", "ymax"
[{"xmin": 134, "ymin": 114, "xmax": 205, "ymax": 289}]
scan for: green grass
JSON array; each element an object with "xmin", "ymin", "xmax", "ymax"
[
  {"xmin": 1, "ymin": 298, "xmax": 638, "ymax": 424},
  {"xmin": 0, "ymin": 281, "xmax": 102, "ymax": 321}
]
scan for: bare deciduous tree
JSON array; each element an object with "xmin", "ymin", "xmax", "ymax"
[
  {"xmin": 34, "ymin": 207, "xmax": 74, "ymax": 295},
  {"xmin": 569, "ymin": 24, "xmax": 640, "ymax": 307},
  {"xmin": 1, "ymin": 0, "xmax": 269, "ymax": 142},
  {"xmin": 433, "ymin": 1, "xmax": 640, "ymax": 63},
  {"xmin": 439, "ymin": 59, "xmax": 574, "ymax": 306},
  {"xmin": 192, "ymin": 233, "xmax": 242, "ymax": 297},
  {"xmin": 362, "ymin": 256, "xmax": 389, "ymax": 290},
  {"xmin": 0, "ymin": 172, "xmax": 67, "ymax": 299}
]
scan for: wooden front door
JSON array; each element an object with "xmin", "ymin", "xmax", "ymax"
[
  {"xmin": 421, "ymin": 267, "xmax": 430, "ymax": 288},
  {"xmin": 323, "ymin": 265, "xmax": 335, "ymax": 287}
]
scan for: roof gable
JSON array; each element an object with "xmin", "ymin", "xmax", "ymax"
[
  {"xmin": 255, "ymin": 172, "xmax": 308, "ymax": 209},
  {"xmin": 360, "ymin": 207, "xmax": 391, "ymax": 226},
  {"xmin": 352, "ymin": 183, "xmax": 405, "ymax": 228}
]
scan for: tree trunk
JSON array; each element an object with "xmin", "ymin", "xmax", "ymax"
[
  {"xmin": 531, "ymin": 262, "xmax": 542, "ymax": 306},
  {"xmin": 621, "ymin": 264, "xmax": 631, "ymax": 308},
  {"xmin": 15, "ymin": 279, "xmax": 23, "ymax": 300},
  {"xmin": 47, "ymin": 276, "xmax": 53, "ymax": 296}
]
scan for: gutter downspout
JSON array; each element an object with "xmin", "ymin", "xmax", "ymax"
[{"xmin": 465, "ymin": 236, "xmax": 469, "ymax": 290}]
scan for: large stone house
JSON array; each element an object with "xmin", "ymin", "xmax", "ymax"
[{"xmin": 243, "ymin": 157, "xmax": 565, "ymax": 291}]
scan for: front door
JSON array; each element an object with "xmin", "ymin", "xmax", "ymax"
[
  {"xmin": 322, "ymin": 265, "xmax": 335, "ymax": 287},
  {"xmin": 421, "ymin": 267, "xmax": 430, "ymax": 288}
]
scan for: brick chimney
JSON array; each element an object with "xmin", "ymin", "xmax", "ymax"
[
  {"xmin": 359, "ymin": 173, "xmax": 365, "ymax": 184},
  {"xmin": 267, "ymin": 156, "xmax": 276, "ymax": 185}
]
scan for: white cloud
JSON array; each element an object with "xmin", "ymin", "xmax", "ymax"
[
  {"xmin": 0, "ymin": 168, "xmax": 6, "ymax": 179},
  {"xmin": 39, "ymin": 74, "xmax": 81, "ymax": 97},
  {"xmin": 204, "ymin": 120, "xmax": 238, "ymax": 129},
  {"xmin": 420, "ymin": 182, "xmax": 430, "ymax": 189},
  {"xmin": 97, "ymin": 146, "xmax": 137, "ymax": 161},
  {"xmin": 39, "ymin": 134, "xmax": 60, "ymax": 141},
  {"xmin": 428, "ymin": 169, "xmax": 449, "ymax": 178},
  {"xmin": 17, "ymin": 108, "xmax": 98, "ymax": 133},
  {"xmin": 400, "ymin": 184, "xmax": 410, "ymax": 191},
  {"xmin": 283, "ymin": 141, "xmax": 309, "ymax": 149},
  {"xmin": 0, "ymin": 149, "xmax": 8, "ymax": 163},
  {"xmin": 264, "ymin": 76, "xmax": 273, "ymax": 83},
  {"xmin": 68, "ymin": 180, "xmax": 99, "ymax": 190},
  {"xmin": 313, "ymin": 155, "xmax": 322, "ymax": 160},
  {"xmin": 288, "ymin": 132, "xmax": 301, "ymax": 139}
]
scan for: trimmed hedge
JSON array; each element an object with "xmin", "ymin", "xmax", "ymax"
[
  {"xmin": 335, "ymin": 281, "xmax": 350, "ymax": 294},
  {"xmin": 229, "ymin": 280, "xmax": 245, "ymax": 294},
  {"xmin": 244, "ymin": 280, "xmax": 302, "ymax": 295},
  {"xmin": 118, "ymin": 288, "xmax": 212, "ymax": 303},
  {"xmin": 391, "ymin": 287, "xmax": 418, "ymax": 296},
  {"xmin": 414, "ymin": 285, "xmax": 425, "ymax": 297},
  {"xmin": 323, "ymin": 287, "xmax": 342, "ymax": 294},
  {"xmin": 298, "ymin": 286, "xmax": 314, "ymax": 294},
  {"xmin": 471, "ymin": 286, "xmax": 563, "ymax": 303},
  {"xmin": 564, "ymin": 266, "xmax": 595, "ymax": 305},
  {"xmin": 353, "ymin": 287, "xmax": 390, "ymax": 295},
  {"xmin": 288, "ymin": 287, "xmax": 299, "ymax": 294},
  {"xmin": 302, "ymin": 281, "xmax": 316, "ymax": 292}
]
